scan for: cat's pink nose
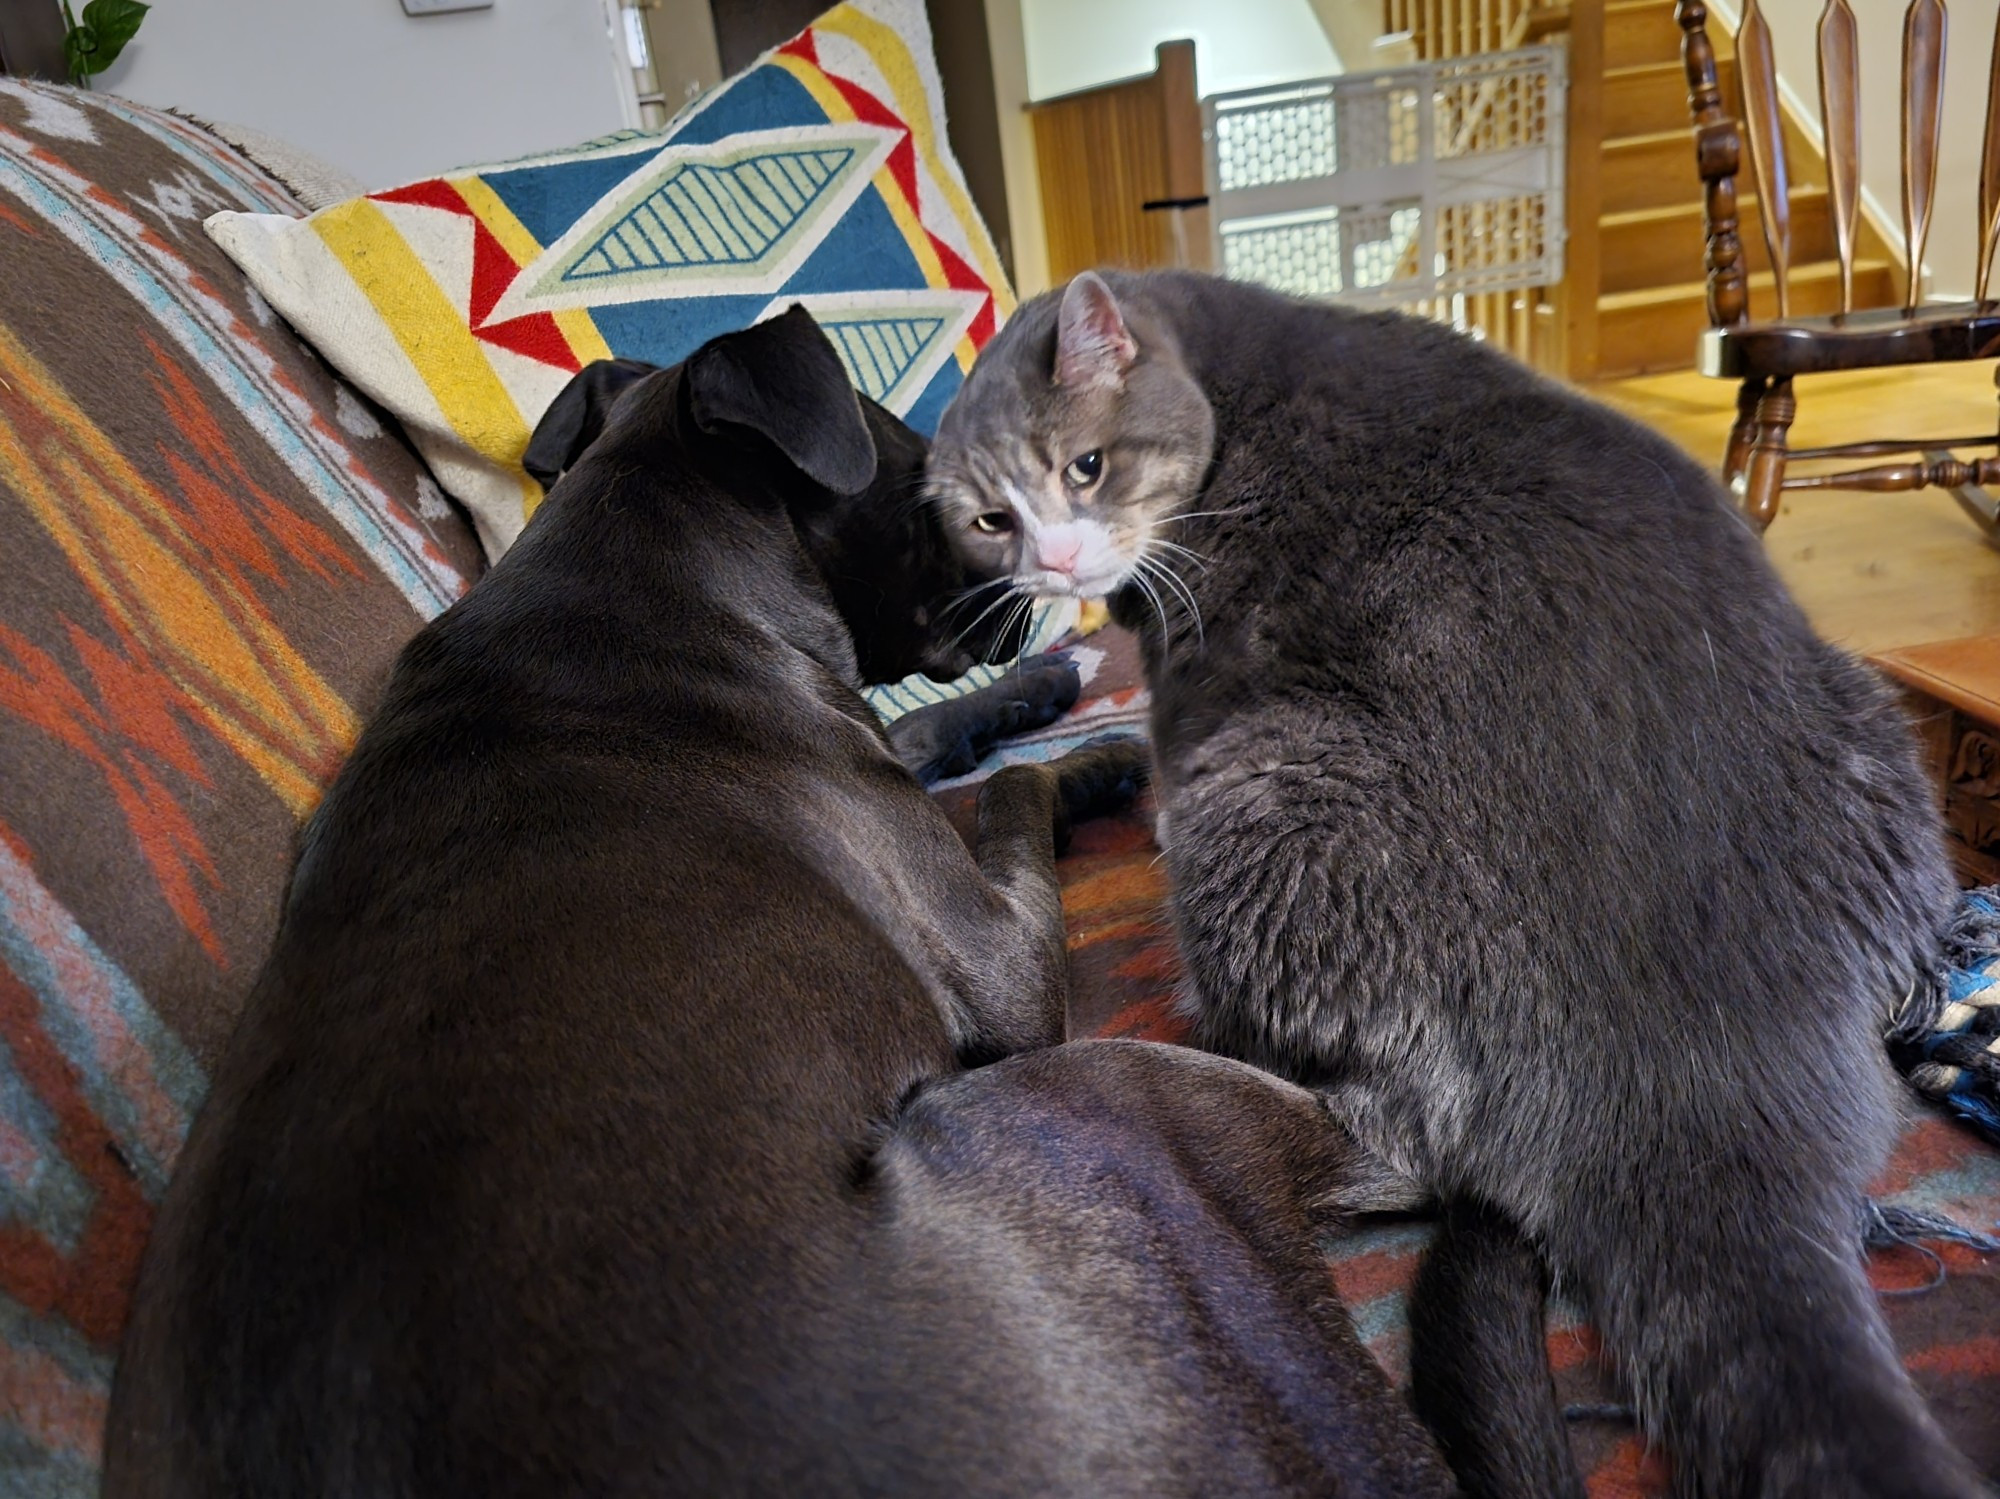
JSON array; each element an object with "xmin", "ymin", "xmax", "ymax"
[{"xmin": 1036, "ymin": 535, "xmax": 1082, "ymax": 574}]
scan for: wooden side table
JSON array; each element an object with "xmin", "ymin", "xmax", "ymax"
[{"xmin": 1878, "ymin": 637, "xmax": 2000, "ymax": 886}]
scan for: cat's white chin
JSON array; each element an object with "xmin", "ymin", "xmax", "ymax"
[{"xmin": 1025, "ymin": 566, "xmax": 1127, "ymax": 599}]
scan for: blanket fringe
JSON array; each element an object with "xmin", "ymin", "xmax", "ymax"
[{"xmin": 1891, "ymin": 889, "xmax": 2000, "ymax": 1147}]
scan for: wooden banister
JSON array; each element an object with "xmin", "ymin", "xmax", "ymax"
[
  {"xmin": 1445, "ymin": 1, "xmax": 1563, "ymax": 155},
  {"xmin": 1522, "ymin": 3, "xmax": 1570, "ymax": 43},
  {"xmin": 1377, "ymin": 0, "xmax": 1581, "ymax": 376},
  {"xmin": 1817, "ymin": 0, "xmax": 1860, "ymax": 314},
  {"xmin": 1384, "ymin": 0, "xmax": 1554, "ymax": 62}
]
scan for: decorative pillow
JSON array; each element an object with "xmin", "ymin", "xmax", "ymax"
[
  {"xmin": 204, "ymin": 0, "xmax": 1081, "ymax": 714},
  {"xmin": 0, "ymin": 81, "xmax": 481, "ymax": 1494},
  {"xmin": 204, "ymin": 0, "xmax": 1014, "ymax": 561}
]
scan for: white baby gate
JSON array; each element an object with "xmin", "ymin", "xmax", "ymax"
[{"xmin": 1205, "ymin": 44, "xmax": 1567, "ymax": 308}]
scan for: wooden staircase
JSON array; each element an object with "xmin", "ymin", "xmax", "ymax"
[{"xmin": 1591, "ymin": 0, "xmax": 1896, "ymax": 376}]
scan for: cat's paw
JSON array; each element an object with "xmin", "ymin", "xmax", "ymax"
[{"xmin": 1053, "ymin": 734, "xmax": 1151, "ymax": 826}]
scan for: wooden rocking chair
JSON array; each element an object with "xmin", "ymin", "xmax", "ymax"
[{"xmin": 1677, "ymin": 0, "xmax": 2000, "ymax": 531}]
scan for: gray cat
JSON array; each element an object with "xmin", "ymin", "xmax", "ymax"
[{"xmin": 925, "ymin": 268, "xmax": 1986, "ymax": 1499}]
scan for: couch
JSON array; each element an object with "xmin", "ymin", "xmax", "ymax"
[{"xmin": 2, "ymin": 75, "xmax": 1997, "ymax": 1498}]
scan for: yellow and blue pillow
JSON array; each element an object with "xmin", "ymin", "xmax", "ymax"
[
  {"xmin": 206, "ymin": 0, "xmax": 1015, "ymax": 561},
  {"xmin": 206, "ymin": 0, "xmax": 1080, "ymax": 712}
]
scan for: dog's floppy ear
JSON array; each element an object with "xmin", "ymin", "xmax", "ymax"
[
  {"xmin": 686, "ymin": 306, "xmax": 876, "ymax": 496},
  {"xmin": 523, "ymin": 358, "xmax": 657, "ymax": 490}
]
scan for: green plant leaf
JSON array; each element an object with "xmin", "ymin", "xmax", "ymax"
[
  {"xmin": 71, "ymin": 0, "xmax": 148, "ymax": 74},
  {"xmin": 63, "ymin": 23, "xmax": 98, "ymax": 80}
]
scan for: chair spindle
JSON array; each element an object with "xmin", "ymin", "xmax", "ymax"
[
  {"xmin": 1902, "ymin": 0, "xmax": 1947, "ymax": 311},
  {"xmin": 1817, "ymin": 0, "xmax": 1861, "ymax": 315},
  {"xmin": 1678, "ymin": 2, "xmax": 1751, "ymax": 328},
  {"xmin": 1680, "ymin": 0, "xmax": 2000, "ymax": 532},
  {"xmin": 1979, "ymin": 7, "xmax": 2000, "ymax": 301},
  {"xmin": 1738, "ymin": 0, "xmax": 1792, "ymax": 319}
]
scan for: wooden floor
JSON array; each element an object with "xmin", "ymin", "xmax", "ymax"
[{"xmin": 1592, "ymin": 363, "xmax": 2000, "ymax": 660}]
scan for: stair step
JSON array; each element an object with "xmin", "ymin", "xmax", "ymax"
[
  {"xmin": 1596, "ymin": 259, "xmax": 1897, "ymax": 377},
  {"xmin": 1600, "ymin": 187, "xmax": 1835, "ymax": 295},
  {"xmin": 1607, "ymin": 0, "xmax": 1687, "ymax": 70},
  {"xmin": 1605, "ymin": 58, "xmax": 1728, "ymax": 138},
  {"xmin": 1602, "ymin": 128, "xmax": 1706, "ymax": 214}
]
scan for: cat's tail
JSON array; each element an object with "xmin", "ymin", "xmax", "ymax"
[
  {"xmin": 1581, "ymin": 1192, "xmax": 1986, "ymax": 1499},
  {"xmin": 1409, "ymin": 1203, "xmax": 1587, "ymax": 1499},
  {"xmin": 1413, "ymin": 1194, "xmax": 1991, "ymax": 1499}
]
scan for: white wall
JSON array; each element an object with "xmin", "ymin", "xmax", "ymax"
[
  {"xmin": 1306, "ymin": 0, "xmax": 1387, "ymax": 73},
  {"xmin": 1020, "ymin": 0, "xmax": 1338, "ymax": 102},
  {"xmin": 1710, "ymin": 0, "xmax": 1999, "ymax": 300},
  {"xmin": 982, "ymin": 0, "xmax": 1052, "ymax": 297},
  {"xmin": 641, "ymin": 0, "xmax": 724, "ymax": 117},
  {"xmin": 97, "ymin": 0, "xmax": 638, "ymax": 191}
]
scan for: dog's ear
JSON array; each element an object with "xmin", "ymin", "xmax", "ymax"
[
  {"xmin": 523, "ymin": 358, "xmax": 657, "ymax": 490},
  {"xmin": 686, "ymin": 307, "xmax": 877, "ymax": 496}
]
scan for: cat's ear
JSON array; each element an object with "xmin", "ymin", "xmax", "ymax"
[
  {"xmin": 1055, "ymin": 272, "xmax": 1138, "ymax": 389},
  {"xmin": 687, "ymin": 306, "xmax": 877, "ymax": 495}
]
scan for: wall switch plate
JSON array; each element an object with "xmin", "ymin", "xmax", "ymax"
[{"xmin": 401, "ymin": 0, "xmax": 493, "ymax": 15}]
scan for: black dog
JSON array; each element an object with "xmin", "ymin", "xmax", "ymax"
[{"xmin": 104, "ymin": 309, "xmax": 1455, "ymax": 1498}]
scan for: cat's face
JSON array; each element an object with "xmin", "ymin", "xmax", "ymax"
[{"xmin": 928, "ymin": 273, "xmax": 1214, "ymax": 603}]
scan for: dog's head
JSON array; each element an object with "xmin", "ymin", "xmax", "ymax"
[{"xmin": 523, "ymin": 309, "xmax": 1025, "ymax": 685}]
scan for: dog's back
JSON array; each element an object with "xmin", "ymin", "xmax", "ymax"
[{"xmin": 108, "ymin": 426, "xmax": 961, "ymax": 1496}]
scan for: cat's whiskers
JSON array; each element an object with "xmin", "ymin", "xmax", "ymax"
[
  {"xmin": 1161, "ymin": 505, "xmax": 1249, "ymax": 526},
  {"xmin": 1147, "ymin": 553, "xmax": 1205, "ymax": 634},
  {"xmin": 1145, "ymin": 537, "xmax": 1212, "ymax": 570},
  {"xmin": 1136, "ymin": 552, "xmax": 1206, "ymax": 650},
  {"xmin": 940, "ymin": 580, "xmax": 1025, "ymax": 657},
  {"xmin": 1132, "ymin": 554, "xmax": 1181, "ymax": 617},
  {"xmin": 936, "ymin": 576, "xmax": 1013, "ymax": 629},
  {"xmin": 1126, "ymin": 568, "xmax": 1174, "ymax": 665},
  {"xmin": 1002, "ymin": 596, "xmax": 1035, "ymax": 678}
]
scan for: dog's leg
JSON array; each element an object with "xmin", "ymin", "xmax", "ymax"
[
  {"xmin": 953, "ymin": 764, "xmax": 1071, "ymax": 1056},
  {"xmin": 886, "ymin": 654, "xmax": 1080, "ymax": 785},
  {"xmin": 948, "ymin": 739, "xmax": 1150, "ymax": 1059},
  {"xmin": 868, "ymin": 1039, "xmax": 1461, "ymax": 1495}
]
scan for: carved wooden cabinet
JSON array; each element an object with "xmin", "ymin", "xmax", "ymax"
[{"xmin": 1888, "ymin": 657, "xmax": 2000, "ymax": 886}]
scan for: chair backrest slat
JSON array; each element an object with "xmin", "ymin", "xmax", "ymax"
[
  {"xmin": 1738, "ymin": 0, "xmax": 1792, "ymax": 318},
  {"xmin": 1979, "ymin": 9, "xmax": 2000, "ymax": 301},
  {"xmin": 1902, "ymin": 0, "xmax": 1947, "ymax": 310},
  {"xmin": 1817, "ymin": 0, "xmax": 1861, "ymax": 314}
]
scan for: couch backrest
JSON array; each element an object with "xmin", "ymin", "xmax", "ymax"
[{"xmin": 0, "ymin": 80, "xmax": 482, "ymax": 1490}]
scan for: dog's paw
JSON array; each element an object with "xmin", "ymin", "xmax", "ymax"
[
  {"xmin": 986, "ymin": 654, "xmax": 1081, "ymax": 738},
  {"xmin": 1053, "ymin": 734, "xmax": 1151, "ymax": 825},
  {"xmin": 924, "ymin": 733, "xmax": 982, "ymax": 782}
]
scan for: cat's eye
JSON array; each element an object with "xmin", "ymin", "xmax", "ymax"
[
  {"xmin": 1063, "ymin": 451, "xmax": 1104, "ymax": 489},
  {"xmin": 972, "ymin": 511, "xmax": 1015, "ymax": 536}
]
